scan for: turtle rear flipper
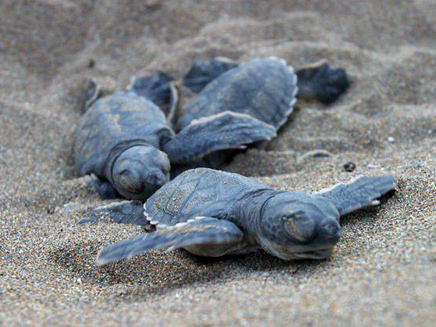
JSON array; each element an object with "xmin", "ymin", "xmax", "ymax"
[
  {"xmin": 96, "ymin": 217, "xmax": 244, "ymax": 265},
  {"xmin": 78, "ymin": 200, "xmax": 151, "ymax": 227},
  {"xmin": 128, "ymin": 71, "xmax": 178, "ymax": 119},
  {"xmin": 315, "ymin": 176, "xmax": 395, "ymax": 216},
  {"xmin": 162, "ymin": 111, "xmax": 276, "ymax": 164},
  {"xmin": 296, "ymin": 61, "xmax": 350, "ymax": 105},
  {"xmin": 81, "ymin": 77, "xmax": 118, "ymax": 113},
  {"xmin": 183, "ymin": 58, "xmax": 238, "ymax": 93},
  {"xmin": 81, "ymin": 79, "xmax": 102, "ymax": 113}
]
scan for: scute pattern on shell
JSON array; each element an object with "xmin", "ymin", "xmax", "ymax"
[
  {"xmin": 176, "ymin": 58, "xmax": 297, "ymax": 131},
  {"xmin": 74, "ymin": 92, "xmax": 173, "ymax": 178},
  {"xmin": 145, "ymin": 168, "xmax": 271, "ymax": 226}
]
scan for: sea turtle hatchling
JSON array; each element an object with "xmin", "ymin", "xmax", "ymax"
[
  {"xmin": 75, "ymin": 57, "xmax": 349, "ymax": 201},
  {"xmin": 95, "ymin": 168, "xmax": 394, "ymax": 265}
]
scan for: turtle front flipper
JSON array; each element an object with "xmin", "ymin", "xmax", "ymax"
[
  {"xmin": 162, "ymin": 111, "xmax": 276, "ymax": 165},
  {"xmin": 296, "ymin": 61, "xmax": 350, "ymax": 105},
  {"xmin": 183, "ymin": 58, "xmax": 238, "ymax": 93},
  {"xmin": 89, "ymin": 177, "xmax": 119, "ymax": 200},
  {"xmin": 128, "ymin": 71, "xmax": 178, "ymax": 119},
  {"xmin": 96, "ymin": 217, "xmax": 244, "ymax": 265},
  {"xmin": 315, "ymin": 175, "xmax": 395, "ymax": 216}
]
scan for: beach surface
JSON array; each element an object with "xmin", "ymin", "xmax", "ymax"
[{"xmin": 1, "ymin": 0, "xmax": 435, "ymax": 326}]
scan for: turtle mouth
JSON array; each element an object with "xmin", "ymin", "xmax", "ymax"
[
  {"xmin": 292, "ymin": 248, "xmax": 333, "ymax": 260},
  {"xmin": 260, "ymin": 238, "xmax": 335, "ymax": 261}
]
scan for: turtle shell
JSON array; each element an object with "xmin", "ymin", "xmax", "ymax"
[
  {"xmin": 74, "ymin": 92, "xmax": 173, "ymax": 178},
  {"xmin": 144, "ymin": 168, "xmax": 270, "ymax": 226},
  {"xmin": 176, "ymin": 57, "xmax": 298, "ymax": 131}
]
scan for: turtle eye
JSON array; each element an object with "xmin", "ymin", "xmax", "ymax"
[
  {"xmin": 283, "ymin": 215, "xmax": 306, "ymax": 242},
  {"xmin": 283, "ymin": 212, "xmax": 315, "ymax": 242},
  {"xmin": 118, "ymin": 169, "xmax": 142, "ymax": 193}
]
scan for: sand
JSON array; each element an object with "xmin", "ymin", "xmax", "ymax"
[{"xmin": 1, "ymin": 0, "xmax": 435, "ymax": 326}]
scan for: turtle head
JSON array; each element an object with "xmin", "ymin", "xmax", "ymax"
[
  {"xmin": 111, "ymin": 145, "xmax": 170, "ymax": 200},
  {"xmin": 258, "ymin": 192, "xmax": 341, "ymax": 260}
]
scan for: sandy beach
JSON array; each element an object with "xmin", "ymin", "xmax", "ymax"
[{"xmin": 1, "ymin": 0, "xmax": 435, "ymax": 326}]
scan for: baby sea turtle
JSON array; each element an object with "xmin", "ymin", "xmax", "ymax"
[
  {"xmin": 95, "ymin": 168, "xmax": 394, "ymax": 265},
  {"xmin": 182, "ymin": 57, "xmax": 349, "ymax": 105},
  {"xmin": 75, "ymin": 57, "xmax": 349, "ymax": 201}
]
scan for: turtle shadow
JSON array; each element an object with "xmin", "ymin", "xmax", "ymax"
[
  {"xmin": 107, "ymin": 251, "xmax": 326, "ymax": 303},
  {"xmin": 48, "ymin": 241, "xmax": 326, "ymax": 302}
]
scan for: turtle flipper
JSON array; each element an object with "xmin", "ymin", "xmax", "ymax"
[
  {"xmin": 128, "ymin": 71, "xmax": 178, "ymax": 118},
  {"xmin": 296, "ymin": 61, "xmax": 350, "ymax": 105},
  {"xmin": 162, "ymin": 111, "xmax": 276, "ymax": 164},
  {"xmin": 82, "ymin": 79, "xmax": 102, "ymax": 113},
  {"xmin": 315, "ymin": 176, "xmax": 395, "ymax": 216},
  {"xmin": 183, "ymin": 58, "xmax": 238, "ymax": 93},
  {"xmin": 78, "ymin": 200, "xmax": 150, "ymax": 227},
  {"xmin": 89, "ymin": 177, "xmax": 119, "ymax": 200},
  {"xmin": 96, "ymin": 217, "xmax": 244, "ymax": 265},
  {"xmin": 80, "ymin": 77, "xmax": 118, "ymax": 113}
]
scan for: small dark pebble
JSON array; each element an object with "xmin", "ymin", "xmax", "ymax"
[
  {"xmin": 88, "ymin": 59, "xmax": 95, "ymax": 69},
  {"xmin": 343, "ymin": 162, "xmax": 356, "ymax": 172}
]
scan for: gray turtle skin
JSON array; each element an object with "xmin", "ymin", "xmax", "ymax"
[{"xmin": 96, "ymin": 168, "xmax": 395, "ymax": 265}]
